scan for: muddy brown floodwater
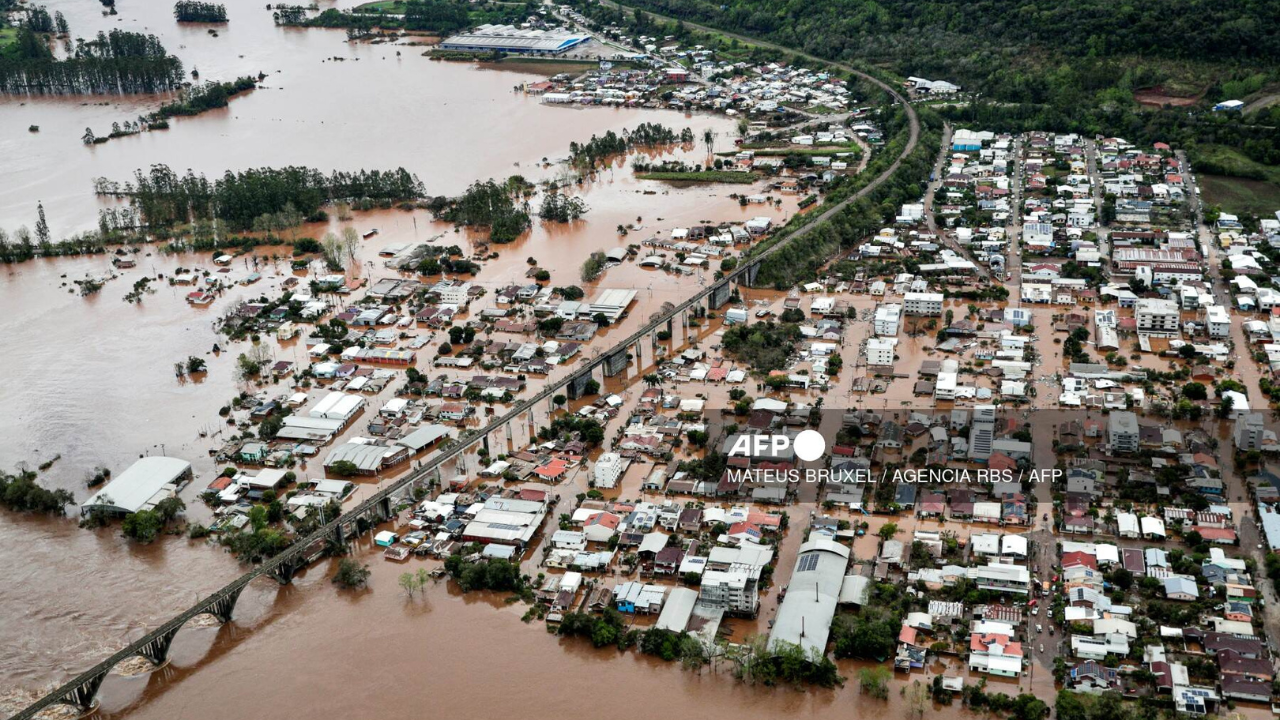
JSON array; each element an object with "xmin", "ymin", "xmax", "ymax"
[
  {"xmin": 82, "ymin": 540, "xmax": 974, "ymax": 720},
  {"xmin": 0, "ymin": 0, "xmax": 813, "ymax": 710}
]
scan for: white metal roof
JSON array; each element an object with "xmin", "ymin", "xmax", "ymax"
[{"xmin": 81, "ymin": 457, "xmax": 190, "ymax": 515}]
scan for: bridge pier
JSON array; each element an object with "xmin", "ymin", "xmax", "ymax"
[
  {"xmin": 708, "ymin": 281, "xmax": 730, "ymax": 311},
  {"xmin": 742, "ymin": 260, "xmax": 760, "ymax": 288},
  {"xmin": 206, "ymin": 584, "xmax": 246, "ymax": 624},
  {"xmin": 671, "ymin": 309, "xmax": 688, "ymax": 348},
  {"xmin": 508, "ymin": 411, "xmax": 529, "ymax": 452},
  {"xmin": 529, "ymin": 400, "xmax": 548, "ymax": 435},
  {"xmin": 566, "ymin": 371, "xmax": 592, "ymax": 401},
  {"xmin": 137, "ymin": 627, "xmax": 180, "ymax": 666},
  {"xmin": 268, "ymin": 557, "xmax": 301, "ymax": 585},
  {"xmin": 636, "ymin": 331, "xmax": 655, "ymax": 371},
  {"xmin": 602, "ymin": 350, "xmax": 628, "ymax": 378},
  {"xmin": 59, "ymin": 670, "xmax": 107, "ymax": 714},
  {"xmin": 378, "ymin": 495, "xmax": 394, "ymax": 523},
  {"xmin": 493, "ymin": 421, "xmax": 511, "ymax": 457}
]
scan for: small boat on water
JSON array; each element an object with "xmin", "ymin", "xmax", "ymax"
[{"xmin": 362, "ymin": 229, "xmax": 378, "ymax": 239}]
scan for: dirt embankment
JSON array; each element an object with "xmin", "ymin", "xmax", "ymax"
[{"xmin": 1134, "ymin": 85, "xmax": 1204, "ymax": 108}]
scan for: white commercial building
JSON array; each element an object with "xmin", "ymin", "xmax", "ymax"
[
  {"xmin": 593, "ymin": 452, "xmax": 625, "ymax": 489},
  {"xmin": 866, "ymin": 337, "xmax": 898, "ymax": 367},
  {"xmin": 874, "ymin": 303, "xmax": 902, "ymax": 337},
  {"xmin": 436, "ymin": 282, "xmax": 472, "ymax": 305},
  {"xmin": 439, "ymin": 25, "xmax": 590, "ymax": 56},
  {"xmin": 903, "ymin": 292, "xmax": 944, "ymax": 316},
  {"xmin": 1135, "ymin": 298, "xmax": 1180, "ymax": 334},
  {"xmin": 767, "ymin": 537, "xmax": 850, "ymax": 656},
  {"xmin": 1024, "ymin": 223, "xmax": 1054, "ymax": 249},
  {"xmin": 935, "ymin": 371, "xmax": 958, "ymax": 401},
  {"xmin": 309, "ymin": 392, "xmax": 365, "ymax": 422},
  {"xmin": 1108, "ymin": 411, "xmax": 1140, "ymax": 453},
  {"xmin": 81, "ymin": 457, "xmax": 191, "ymax": 517},
  {"xmin": 1205, "ymin": 305, "xmax": 1231, "ymax": 338},
  {"xmin": 699, "ymin": 568, "xmax": 760, "ymax": 615},
  {"xmin": 581, "ymin": 289, "xmax": 639, "ymax": 323}
]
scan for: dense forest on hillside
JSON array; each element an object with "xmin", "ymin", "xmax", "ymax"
[
  {"xmin": 576, "ymin": 0, "xmax": 1280, "ymax": 198},
  {"xmin": 0, "ymin": 28, "xmax": 184, "ymax": 95},
  {"xmin": 97, "ymin": 165, "xmax": 425, "ymax": 230},
  {"xmin": 601, "ymin": 0, "xmax": 1278, "ymax": 95}
]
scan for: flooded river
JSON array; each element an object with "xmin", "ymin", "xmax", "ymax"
[
  {"xmin": 0, "ymin": 0, "xmax": 746, "ymax": 232},
  {"xmin": 0, "ymin": 0, "xmax": 808, "ymax": 708},
  {"xmin": 78, "ymin": 543, "xmax": 976, "ymax": 720}
]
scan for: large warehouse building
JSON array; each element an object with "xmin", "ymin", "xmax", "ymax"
[
  {"xmin": 768, "ymin": 536, "xmax": 850, "ymax": 657},
  {"xmin": 80, "ymin": 457, "xmax": 192, "ymax": 517},
  {"xmin": 439, "ymin": 25, "xmax": 590, "ymax": 56},
  {"xmin": 580, "ymin": 288, "xmax": 639, "ymax": 323}
]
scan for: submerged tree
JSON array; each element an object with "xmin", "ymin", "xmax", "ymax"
[
  {"xmin": 0, "ymin": 29, "xmax": 185, "ymax": 96},
  {"xmin": 434, "ymin": 179, "xmax": 531, "ymax": 244},
  {"xmin": 333, "ymin": 558, "xmax": 371, "ymax": 588},
  {"xmin": 580, "ymin": 251, "xmax": 607, "ymax": 282},
  {"xmin": 538, "ymin": 192, "xmax": 587, "ymax": 222},
  {"xmin": 33, "ymin": 202, "xmax": 49, "ymax": 244}
]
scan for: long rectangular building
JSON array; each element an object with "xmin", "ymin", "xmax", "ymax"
[
  {"xmin": 581, "ymin": 288, "xmax": 638, "ymax": 322},
  {"xmin": 768, "ymin": 536, "xmax": 850, "ymax": 657},
  {"xmin": 903, "ymin": 292, "xmax": 944, "ymax": 316},
  {"xmin": 440, "ymin": 25, "xmax": 590, "ymax": 56}
]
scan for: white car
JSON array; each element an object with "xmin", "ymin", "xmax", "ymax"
[{"xmin": 1036, "ymin": 624, "xmax": 1043, "ymax": 633}]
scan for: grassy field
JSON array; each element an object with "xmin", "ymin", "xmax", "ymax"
[
  {"xmin": 1193, "ymin": 144, "xmax": 1280, "ymax": 216},
  {"xmin": 353, "ymin": 0, "xmax": 406, "ymax": 11},
  {"xmin": 0, "ymin": 27, "xmax": 18, "ymax": 53},
  {"xmin": 636, "ymin": 170, "xmax": 760, "ymax": 183},
  {"xmin": 1194, "ymin": 144, "xmax": 1280, "ymax": 182},
  {"xmin": 1200, "ymin": 175, "xmax": 1280, "ymax": 217}
]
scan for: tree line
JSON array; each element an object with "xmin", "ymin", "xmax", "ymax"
[
  {"xmin": 750, "ymin": 106, "xmax": 942, "ymax": 288},
  {"xmin": 568, "ymin": 122, "xmax": 691, "ymax": 170},
  {"xmin": 0, "ymin": 28, "xmax": 184, "ymax": 95},
  {"xmin": 17, "ymin": 5, "xmax": 68, "ymax": 35},
  {"xmin": 271, "ymin": 5, "xmax": 309, "ymax": 25},
  {"xmin": 154, "ymin": 75, "xmax": 257, "ymax": 119},
  {"xmin": 0, "ymin": 467, "xmax": 74, "ymax": 516},
  {"xmin": 174, "ymin": 1, "xmax": 228, "ymax": 22},
  {"xmin": 589, "ymin": 0, "xmax": 1280, "ymax": 168},
  {"xmin": 303, "ymin": 0, "xmax": 535, "ymax": 34},
  {"xmin": 538, "ymin": 192, "xmax": 587, "ymax": 222},
  {"xmin": 610, "ymin": 0, "xmax": 1280, "ymax": 79},
  {"xmin": 99, "ymin": 164, "xmax": 425, "ymax": 231},
  {"xmin": 429, "ymin": 177, "xmax": 532, "ymax": 244}
]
